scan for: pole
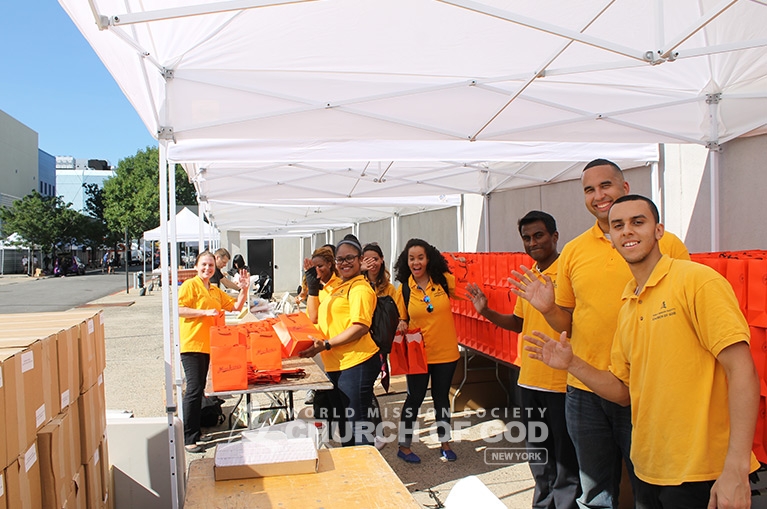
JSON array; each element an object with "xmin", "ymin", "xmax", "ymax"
[{"xmin": 125, "ymin": 229, "xmax": 129, "ymax": 293}]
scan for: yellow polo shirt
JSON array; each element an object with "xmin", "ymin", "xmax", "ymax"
[
  {"xmin": 398, "ymin": 273, "xmax": 460, "ymax": 364},
  {"xmin": 514, "ymin": 259, "xmax": 567, "ymax": 393},
  {"xmin": 318, "ymin": 275, "xmax": 379, "ymax": 372},
  {"xmin": 556, "ymin": 221, "xmax": 689, "ymax": 390},
  {"xmin": 609, "ymin": 256, "xmax": 758, "ymax": 485},
  {"xmin": 178, "ymin": 276, "xmax": 236, "ymax": 354},
  {"xmin": 320, "ymin": 274, "xmax": 343, "ymax": 302}
]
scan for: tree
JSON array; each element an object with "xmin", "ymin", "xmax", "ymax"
[
  {"xmin": 83, "ymin": 183, "xmax": 122, "ymax": 251},
  {"xmin": 0, "ymin": 191, "xmax": 82, "ymax": 256},
  {"xmin": 103, "ymin": 146, "xmax": 197, "ymax": 239}
]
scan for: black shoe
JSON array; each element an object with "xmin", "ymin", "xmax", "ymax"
[{"xmin": 185, "ymin": 444, "xmax": 205, "ymax": 453}]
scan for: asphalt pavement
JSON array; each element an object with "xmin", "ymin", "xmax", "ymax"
[{"xmin": 0, "ymin": 271, "xmax": 537, "ymax": 508}]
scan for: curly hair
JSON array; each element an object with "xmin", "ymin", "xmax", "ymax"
[{"xmin": 394, "ymin": 238, "xmax": 450, "ymax": 291}]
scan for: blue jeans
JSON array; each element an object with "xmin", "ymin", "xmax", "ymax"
[
  {"xmin": 565, "ymin": 386, "xmax": 653, "ymax": 509},
  {"xmin": 521, "ymin": 387, "xmax": 580, "ymax": 509},
  {"xmin": 399, "ymin": 360, "xmax": 458, "ymax": 447},
  {"xmin": 181, "ymin": 352, "xmax": 210, "ymax": 445},
  {"xmin": 326, "ymin": 353, "xmax": 380, "ymax": 446}
]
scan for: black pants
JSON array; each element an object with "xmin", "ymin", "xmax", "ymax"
[
  {"xmin": 643, "ymin": 480, "xmax": 715, "ymax": 508},
  {"xmin": 399, "ymin": 360, "xmax": 458, "ymax": 447},
  {"xmin": 181, "ymin": 352, "xmax": 210, "ymax": 445},
  {"xmin": 520, "ymin": 387, "xmax": 580, "ymax": 509}
]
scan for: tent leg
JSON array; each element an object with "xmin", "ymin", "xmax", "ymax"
[{"xmin": 158, "ymin": 142, "xmax": 182, "ymax": 509}]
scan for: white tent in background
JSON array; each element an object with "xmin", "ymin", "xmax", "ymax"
[{"xmin": 142, "ymin": 206, "xmax": 219, "ymax": 244}]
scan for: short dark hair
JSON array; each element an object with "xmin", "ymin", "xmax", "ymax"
[
  {"xmin": 518, "ymin": 210, "xmax": 557, "ymax": 235},
  {"xmin": 583, "ymin": 158, "xmax": 623, "ymax": 179},
  {"xmin": 612, "ymin": 194, "xmax": 660, "ymax": 223}
]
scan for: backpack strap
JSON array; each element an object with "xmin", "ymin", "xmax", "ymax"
[{"xmin": 401, "ymin": 280, "xmax": 411, "ymax": 320}]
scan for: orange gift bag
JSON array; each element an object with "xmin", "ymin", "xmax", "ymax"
[
  {"xmin": 405, "ymin": 330, "xmax": 428, "ymax": 374},
  {"xmin": 389, "ymin": 332, "xmax": 409, "ymax": 376},
  {"xmin": 210, "ymin": 326, "xmax": 248, "ymax": 391}
]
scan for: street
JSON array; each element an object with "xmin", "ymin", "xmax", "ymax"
[{"xmin": 0, "ymin": 267, "xmax": 145, "ymax": 313}]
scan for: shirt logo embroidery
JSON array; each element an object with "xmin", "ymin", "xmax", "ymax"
[{"xmin": 652, "ymin": 302, "xmax": 676, "ymax": 321}]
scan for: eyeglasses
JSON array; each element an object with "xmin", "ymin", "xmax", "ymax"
[
  {"xmin": 334, "ymin": 254, "xmax": 359, "ymax": 265},
  {"xmin": 423, "ymin": 295, "xmax": 434, "ymax": 313}
]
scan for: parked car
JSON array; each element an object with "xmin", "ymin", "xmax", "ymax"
[{"xmin": 54, "ymin": 254, "xmax": 86, "ymax": 276}]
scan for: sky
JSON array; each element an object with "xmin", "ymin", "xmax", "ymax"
[{"xmin": 1, "ymin": 1, "xmax": 157, "ymax": 167}]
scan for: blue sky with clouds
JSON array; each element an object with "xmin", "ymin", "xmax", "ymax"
[{"xmin": 1, "ymin": 1, "xmax": 157, "ymax": 167}]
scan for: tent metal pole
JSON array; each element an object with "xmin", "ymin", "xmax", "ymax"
[
  {"xmin": 651, "ymin": 161, "xmax": 663, "ymax": 222},
  {"xmin": 198, "ymin": 205, "xmax": 205, "ymax": 251},
  {"xmin": 158, "ymin": 142, "xmax": 181, "ymax": 509},
  {"xmin": 457, "ymin": 195, "xmax": 465, "ymax": 252},
  {"xmin": 391, "ymin": 213, "xmax": 400, "ymax": 278},
  {"xmin": 709, "ymin": 150, "xmax": 720, "ymax": 251},
  {"xmin": 707, "ymin": 93, "xmax": 721, "ymax": 251},
  {"xmin": 482, "ymin": 194, "xmax": 490, "ymax": 252}
]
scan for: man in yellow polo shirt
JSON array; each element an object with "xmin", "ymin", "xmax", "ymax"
[
  {"xmin": 467, "ymin": 210, "xmax": 579, "ymax": 509},
  {"xmin": 525, "ymin": 194, "xmax": 758, "ymax": 508},
  {"xmin": 510, "ymin": 160, "xmax": 689, "ymax": 508}
]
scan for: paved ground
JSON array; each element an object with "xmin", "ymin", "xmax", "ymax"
[{"xmin": 1, "ymin": 273, "xmax": 536, "ymax": 507}]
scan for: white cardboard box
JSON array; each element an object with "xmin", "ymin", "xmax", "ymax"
[{"xmin": 214, "ymin": 429, "xmax": 318, "ymax": 481}]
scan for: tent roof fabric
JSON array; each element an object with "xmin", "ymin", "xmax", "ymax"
[
  {"xmin": 143, "ymin": 206, "xmax": 220, "ymax": 242},
  {"xmin": 60, "ymin": 0, "xmax": 767, "ymax": 234}
]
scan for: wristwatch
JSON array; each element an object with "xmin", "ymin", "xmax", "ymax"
[{"xmin": 324, "ymin": 340, "xmax": 332, "ymax": 351}]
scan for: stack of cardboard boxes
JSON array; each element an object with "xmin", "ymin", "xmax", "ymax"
[{"xmin": 0, "ymin": 310, "xmax": 109, "ymax": 509}]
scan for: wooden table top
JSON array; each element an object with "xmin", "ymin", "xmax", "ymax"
[{"xmin": 184, "ymin": 446, "xmax": 420, "ymax": 508}]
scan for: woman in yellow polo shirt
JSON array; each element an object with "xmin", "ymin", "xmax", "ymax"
[
  {"xmin": 300, "ymin": 235, "xmax": 380, "ymax": 446},
  {"xmin": 178, "ymin": 251, "xmax": 249, "ymax": 453},
  {"xmin": 394, "ymin": 238, "xmax": 460, "ymax": 463},
  {"xmin": 302, "ymin": 245, "xmax": 341, "ymax": 314}
]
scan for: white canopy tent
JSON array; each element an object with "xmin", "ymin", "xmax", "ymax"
[
  {"xmin": 59, "ymin": 0, "xmax": 767, "ymax": 240},
  {"xmin": 142, "ymin": 206, "xmax": 220, "ymax": 243},
  {"xmin": 59, "ymin": 2, "xmax": 767, "ymax": 505}
]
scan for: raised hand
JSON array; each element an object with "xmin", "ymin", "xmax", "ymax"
[
  {"xmin": 524, "ymin": 330, "xmax": 572, "ymax": 370},
  {"xmin": 361, "ymin": 256, "xmax": 375, "ymax": 272},
  {"xmin": 510, "ymin": 265, "xmax": 555, "ymax": 314},
  {"xmin": 465, "ymin": 282, "xmax": 488, "ymax": 314},
  {"xmin": 237, "ymin": 269, "xmax": 250, "ymax": 291}
]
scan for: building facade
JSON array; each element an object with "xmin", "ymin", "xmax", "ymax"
[{"xmin": 55, "ymin": 157, "xmax": 115, "ymax": 214}]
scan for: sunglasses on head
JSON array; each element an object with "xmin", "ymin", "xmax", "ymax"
[{"xmin": 423, "ymin": 295, "xmax": 433, "ymax": 313}]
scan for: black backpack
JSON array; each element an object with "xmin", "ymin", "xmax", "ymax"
[
  {"xmin": 200, "ymin": 395, "xmax": 226, "ymax": 428},
  {"xmin": 349, "ymin": 281, "xmax": 400, "ymax": 354},
  {"xmin": 370, "ymin": 295, "xmax": 400, "ymax": 354}
]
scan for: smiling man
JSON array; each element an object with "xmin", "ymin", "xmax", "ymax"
[
  {"xmin": 510, "ymin": 159, "xmax": 690, "ymax": 508},
  {"xmin": 525, "ymin": 195, "xmax": 759, "ymax": 509},
  {"xmin": 467, "ymin": 210, "xmax": 580, "ymax": 508}
]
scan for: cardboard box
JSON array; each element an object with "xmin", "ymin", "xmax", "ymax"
[
  {"xmin": 68, "ymin": 400, "xmax": 83, "ymax": 470},
  {"xmin": 78, "ymin": 379, "xmax": 106, "ymax": 463},
  {"xmin": 38, "ymin": 414, "xmax": 71, "ymax": 509},
  {"xmin": 84, "ymin": 449, "xmax": 102, "ymax": 509},
  {"xmin": 0, "ymin": 350, "xmax": 22, "ymax": 470},
  {"xmin": 0, "ymin": 360, "xmax": 6, "ymax": 471},
  {"xmin": 0, "ymin": 469, "xmax": 6, "ymax": 509},
  {"xmin": 0, "ymin": 311, "xmax": 104, "ymax": 395},
  {"xmin": 98, "ymin": 437, "xmax": 109, "ymax": 506},
  {"xmin": 0, "ymin": 336, "xmax": 60, "ymax": 429},
  {"xmin": 0, "ymin": 345, "xmax": 45, "ymax": 465},
  {"xmin": 77, "ymin": 319, "xmax": 99, "ymax": 394},
  {"xmin": 213, "ymin": 432, "xmax": 318, "ymax": 481},
  {"xmin": 5, "ymin": 442, "xmax": 42, "ymax": 509},
  {"xmin": 56, "ymin": 328, "xmax": 79, "ymax": 411},
  {"xmin": 73, "ymin": 466, "xmax": 86, "ymax": 509}
]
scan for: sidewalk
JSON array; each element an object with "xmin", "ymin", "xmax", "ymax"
[{"xmin": 87, "ymin": 287, "xmax": 535, "ymax": 508}]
